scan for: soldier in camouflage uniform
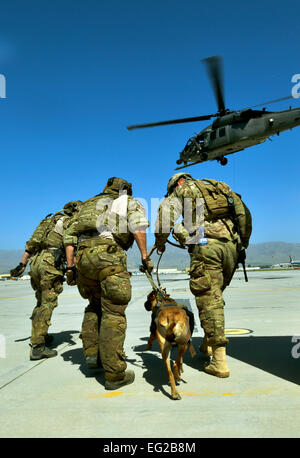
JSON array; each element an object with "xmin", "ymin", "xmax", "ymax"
[
  {"xmin": 155, "ymin": 173, "xmax": 251, "ymax": 378},
  {"xmin": 10, "ymin": 201, "xmax": 82, "ymax": 360},
  {"xmin": 64, "ymin": 177, "xmax": 152, "ymax": 390}
]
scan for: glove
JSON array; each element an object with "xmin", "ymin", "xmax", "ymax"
[
  {"xmin": 10, "ymin": 263, "xmax": 26, "ymax": 278},
  {"xmin": 155, "ymin": 239, "xmax": 166, "ymax": 253},
  {"xmin": 142, "ymin": 257, "xmax": 154, "ymax": 274},
  {"xmin": 66, "ymin": 266, "xmax": 77, "ymax": 286}
]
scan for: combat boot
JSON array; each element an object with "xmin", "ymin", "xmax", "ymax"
[
  {"xmin": 30, "ymin": 344, "xmax": 57, "ymax": 360},
  {"xmin": 105, "ymin": 370, "xmax": 135, "ymax": 390},
  {"xmin": 199, "ymin": 335, "xmax": 212, "ymax": 356},
  {"xmin": 204, "ymin": 345, "xmax": 230, "ymax": 378}
]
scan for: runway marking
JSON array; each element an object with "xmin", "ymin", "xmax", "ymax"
[
  {"xmin": 228, "ymin": 288, "xmax": 300, "ymax": 292},
  {"xmin": 85, "ymin": 386, "xmax": 300, "ymax": 399},
  {"xmin": 180, "ymin": 390, "xmax": 214, "ymax": 397},
  {"xmin": 178, "ymin": 388, "xmax": 285, "ymax": 397},
  {"xmin": 246, "ymin": 388, "xmax": 277, "ymax": 395},
  {"xmin": 0, "ymin": 294, "xmax": 83, "ymax": 301},
  {"xmin": 0, "ymin": 296, "xmax": 33, "ymax": 301},
  {"xmin": 88, "ymin": 391, "xmax": 123, "ymax": 399},
  {"xmin": 225, "ymin": 328, "xmax": 253, "ymax": 335}
]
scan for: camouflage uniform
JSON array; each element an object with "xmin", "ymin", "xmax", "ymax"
[
  {"xmin": 26, "ymin": 204, "xmax": 80, "ymax": 347},
  {"xmin": 64, "ymin": 180, "xmax": 149, "ymax": 380},
  {"xmin": 155, "ymin": 178, "xmax": 244, "ymax": 348}
]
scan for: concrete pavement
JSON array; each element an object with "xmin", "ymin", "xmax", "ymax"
[{"xmin": 0, "ymin": 270, "xmax": 299, "ymax": 438}]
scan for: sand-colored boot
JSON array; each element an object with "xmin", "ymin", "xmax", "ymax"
[
  {"xmin": 204, "ymin": 345, "xmax": 230, "ymax": 378},
  {"xmin": 199, "ymin": 335, "xmax": 212, "ymax": 356},
  {"xmin": 105, "ymin": 370, "xmax": 135, "ymax": 390}
]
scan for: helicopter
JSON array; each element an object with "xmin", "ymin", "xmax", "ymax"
[{"xmin": 127, "ymin": 56, "xmax": 300, "ymax": 168}]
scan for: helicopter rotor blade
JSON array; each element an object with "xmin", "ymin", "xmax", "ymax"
[
  {"xmin": 250, "ymin": 95, "xmax": 294, "ymax": 109},
  {"xmin": 127, "ymin": 114, "xmax": 215, "ymax": 130},
  {"xmin": 202, "ymin": 55, "xmax": 226, "ymax": 113}
]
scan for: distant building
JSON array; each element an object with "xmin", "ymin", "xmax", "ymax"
[
  {"xmin": 236, "ymin": 266, "xmax": 260, "ymax": 271},
  {"xmin": 272, "ymin": 263, "xmax": 292, "ymax": 269},
  {"xmin": 153, "ymin": 268, "xmax": 181, "ymax": 274},
  {"xmin": 291, "ymin": 260, "xmax": 300, "ymax": 269}
]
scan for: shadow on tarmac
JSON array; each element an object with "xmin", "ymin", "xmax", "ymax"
[
  {"xmin": 58, "ymin": 334, "xmax": 300, "ymax": 393},
  {"xmin": 225, "ymin": 335, "xmax": 300, "ymax": 386},
  {"xmin": 133, "ymin": 338, "xmax": 209, "ymax": 400},
  {"xmin": 134, "ymin": 335, "xmax": 300, "ymax": 389},
  {"xmin": 61, "ymin": 346, "xmax": 106, "ymax": 386},
  {"xmin": 15, "ymin": 330, "xmax": 80, "ymax": 348}
]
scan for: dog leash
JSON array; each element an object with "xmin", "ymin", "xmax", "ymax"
[{"xmin": 139, "ymin": 245, "xmax": 166, "ymax": 298}]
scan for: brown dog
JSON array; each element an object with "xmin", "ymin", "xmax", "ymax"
[{"xmin": 144, "ymin": 289, "xmax": 196, "ymax": 400}]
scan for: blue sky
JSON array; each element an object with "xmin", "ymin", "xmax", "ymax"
[{"xmin": 1, "ymin": 0, "xmax": 300, "ymax": 249}]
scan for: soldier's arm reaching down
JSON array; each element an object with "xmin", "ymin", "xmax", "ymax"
[
  {"xmin": 10, "ymin": 215, "xmax": 52, "ymax": 277},
  {"xmin": 134, "ymin": 229, "xmax": 153, "ymax": 273},
  {"xmin": 10, "ymin": 251, "xmax": 32, "ymax": 277}
]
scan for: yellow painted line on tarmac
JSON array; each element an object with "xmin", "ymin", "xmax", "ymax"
[
  {"xmin": 88, "ymin": 391, "xmax": 123, "ymax": 399},
  {"xmin": 86, "ymin": 386, "xmax": 300, "ymax": 399},
  {"xmin": 229, "ymin": 287, "xmax": 300, "ymax": 292},
  {"xmin": 0, "ymin": 293, "xmax": 81, "ymax": 301},
  {"xmin": 0, "ymin": 296, "xmax": 33, "ymax": 301},
  {"xmin": 225, "ymin": 328, "xmax": 253, "ymax": 335},
  {"xmin": 246, "ymin": 388, "xmax": 277, "ymax": 395},
  {"xmin": 179, "ymin": 390, "xmax": 214, "ymax": 397}
]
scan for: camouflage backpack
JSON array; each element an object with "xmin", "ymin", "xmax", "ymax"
[
  {"xmin": 40, "ymin": 212, "xmax": 67, "ymax": 248},
  {"xmin": 75, "ymin": 194, "xmax": 134, "ymax": 251},
  {"xmin": 194, "ymin": 179, "xmax": 252, "ymax": 248}
]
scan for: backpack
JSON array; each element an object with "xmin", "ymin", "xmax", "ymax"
[
  {"xmin": 40, "ymin": 212, "xmax": 66, "ymax": 248},
  {"xmin": 75, "ymin": 194, "xmax": 134, "ymax": 251},
  {"xmin": 194, "ymin": 179, "xmax": 252, "ymax": 248}
]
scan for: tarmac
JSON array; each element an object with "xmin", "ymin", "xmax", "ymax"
[{"xmin": 0, "ymin": 269, "xmax": 299, "ymax": 439}]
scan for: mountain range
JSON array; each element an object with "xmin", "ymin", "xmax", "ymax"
[{"xmin": 1, "ymin": 242, "xmax": 300, "ymax": 274}]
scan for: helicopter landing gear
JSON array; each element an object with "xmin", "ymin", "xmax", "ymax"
[{"xmin": 219, "ymin": 156, "xmax": 228, "ymax": 166}]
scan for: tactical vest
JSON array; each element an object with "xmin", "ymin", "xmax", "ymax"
[
  {"xmin": 25, "ymin": 212, "xmax": 65, "ymax": 254},
  {"xmin": 75, "ymin": 193, "xmax": 134, "ymax": 251},
  {"xmin": 149, "ymin": 302, "xmax": 195, "ymax": 338}
]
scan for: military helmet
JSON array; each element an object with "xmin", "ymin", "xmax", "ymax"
[
  {"xmin": 63, "ymin": 200, "xmax": 82, "ymax": 215},
  {"xmin": 166, "ymin": 173, "xmax": 193, "ymax": 196},
  {"xmin": 103, "ymin": 177, "xmax": 133, "ymax": 196}
]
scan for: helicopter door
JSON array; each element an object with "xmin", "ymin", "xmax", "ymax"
[
  {"xmin": 207, "ymin": 126, "xmax": 229, "ymax": 149},
  {"xmin": 216, "ymin": 126, "xmax": 229, "ymax": 146}
]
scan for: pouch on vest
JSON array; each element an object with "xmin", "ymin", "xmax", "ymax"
[
  {"xmin": 195, "ymin": 179, "xmax": 252, "ymax": 249},
  {"xmin": 172, "ymin": 222, "xmax": 199, "ymax": 247}
]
